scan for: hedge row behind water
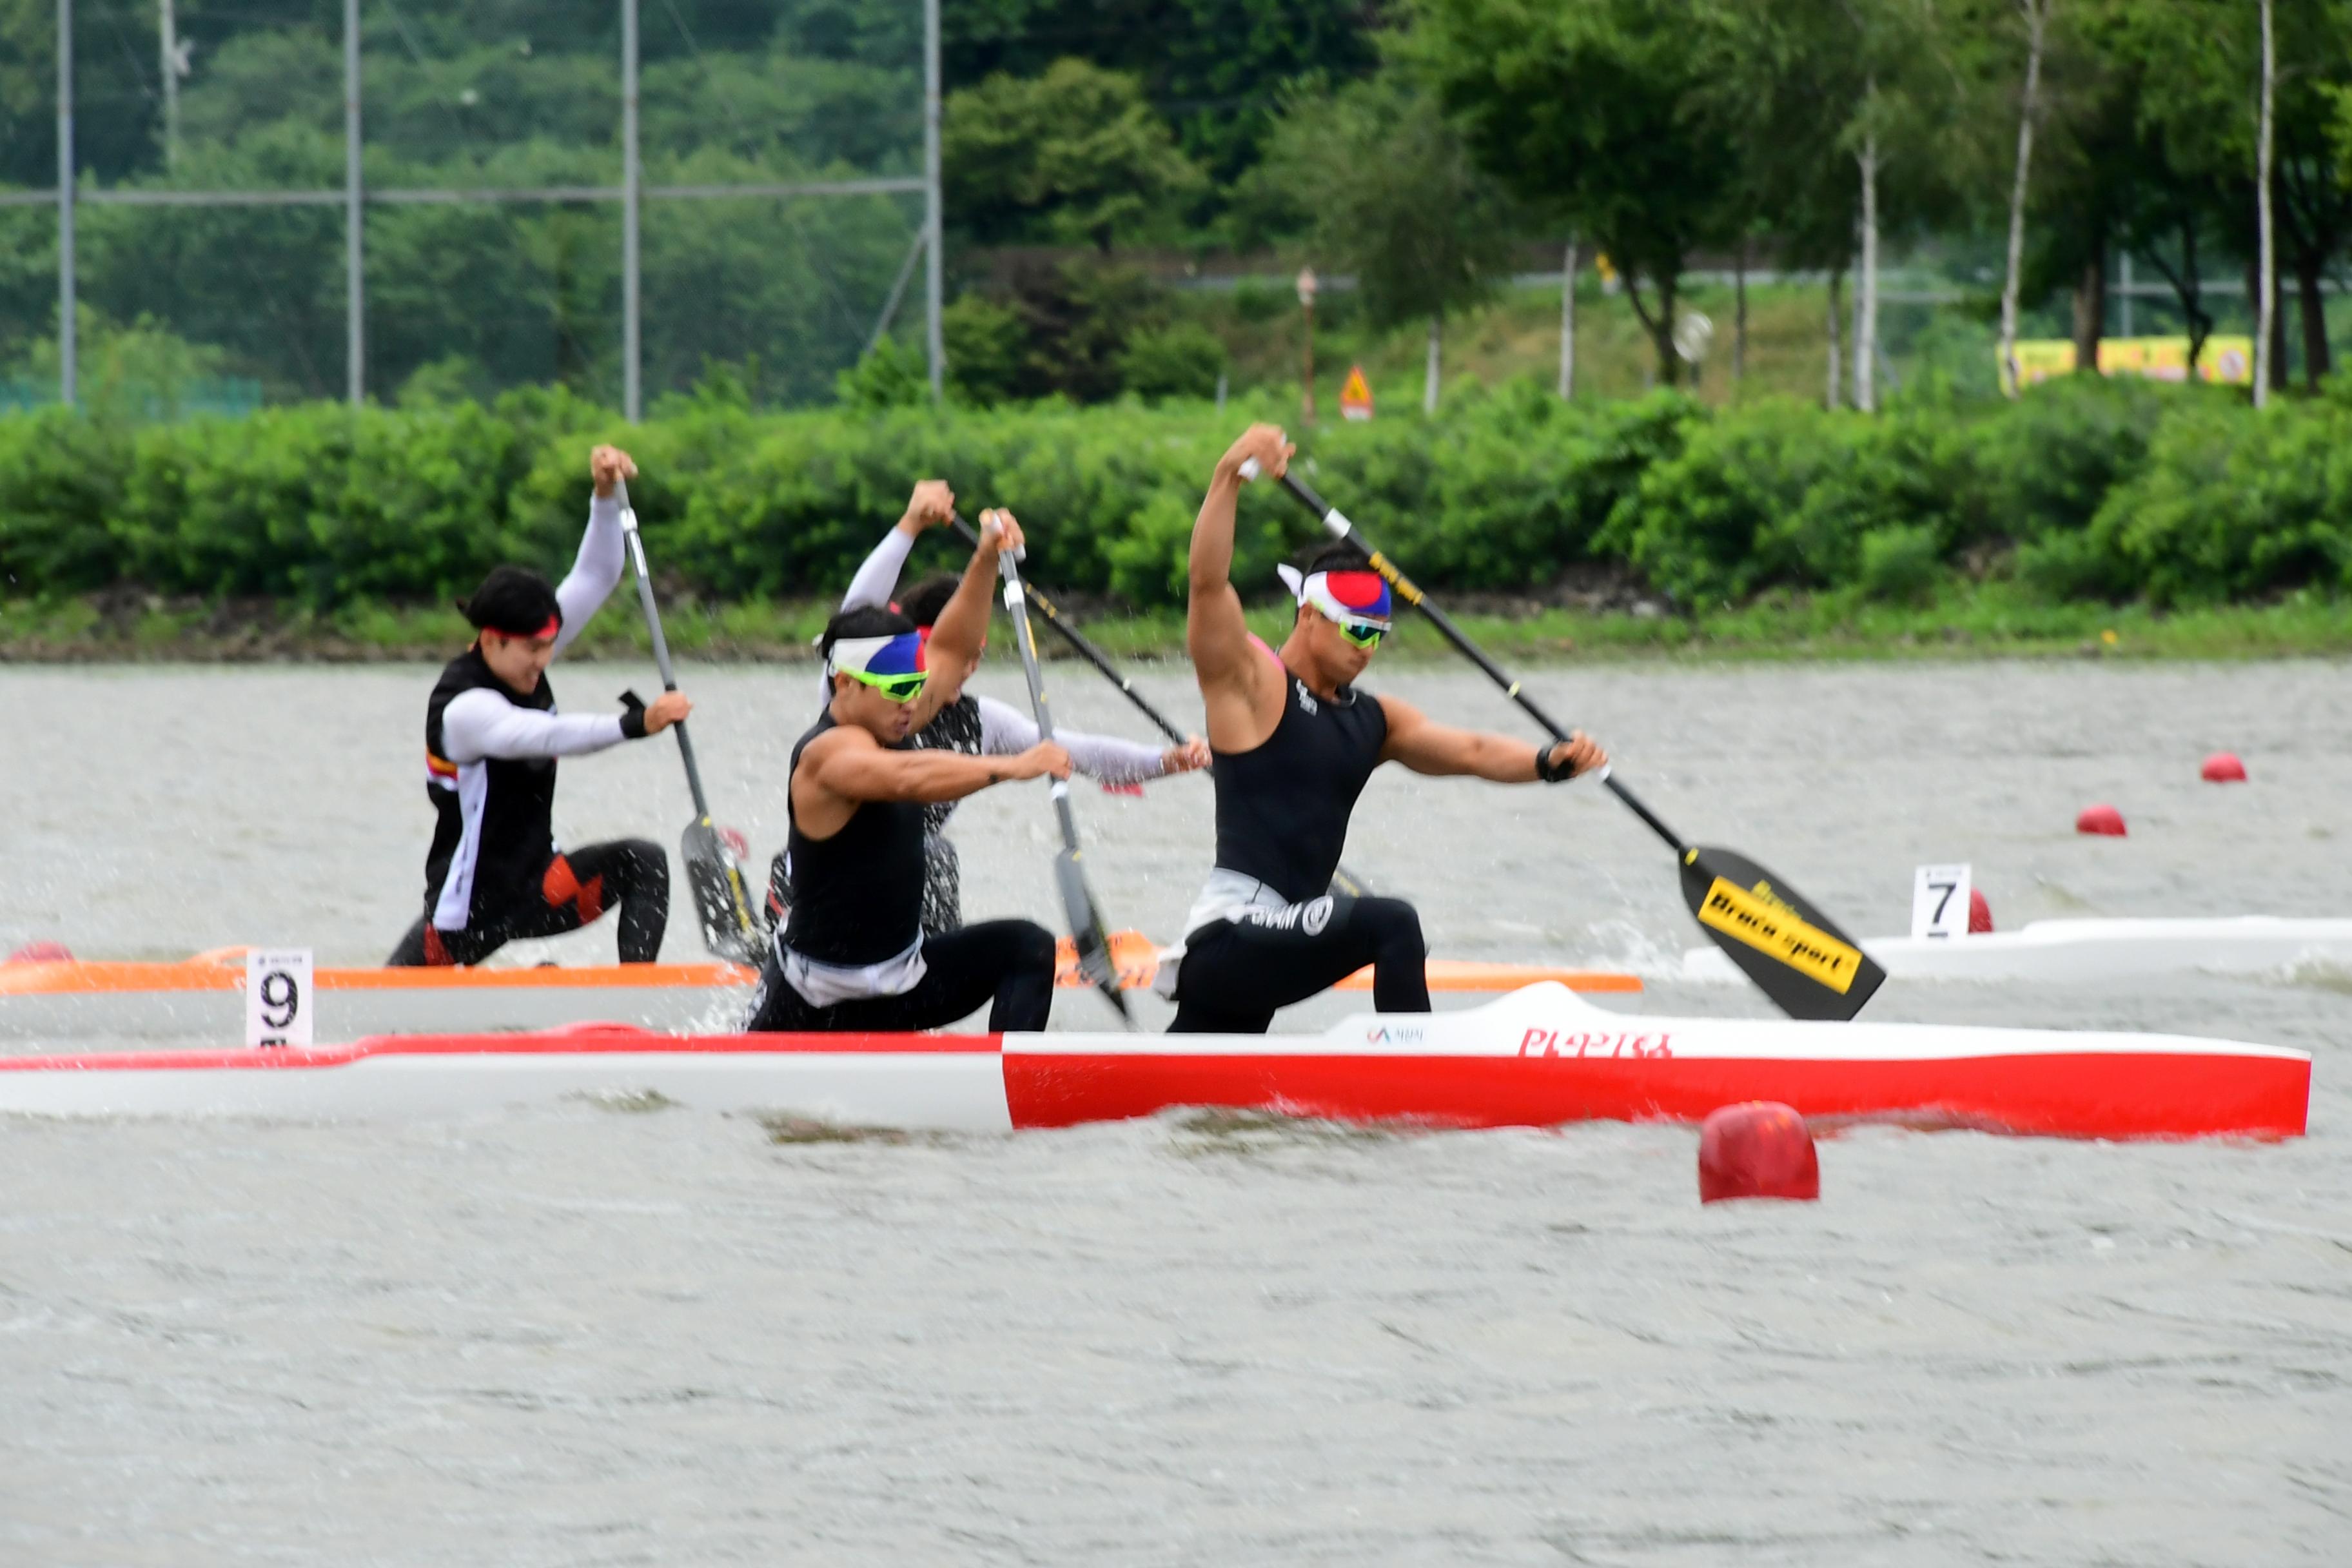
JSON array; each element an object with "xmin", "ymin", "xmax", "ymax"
[{"xmin": 4, "ymin": 376, "xmax": 2349, "ymax": 613}]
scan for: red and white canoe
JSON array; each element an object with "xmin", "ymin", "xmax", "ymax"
[
  {"xmin": 0, "ymin": 983, "xmax": 2306, "ymax": 1141},
  {"xmin": 0, "ymin": 941, "xmax": 1638, "ymax": 1041}
]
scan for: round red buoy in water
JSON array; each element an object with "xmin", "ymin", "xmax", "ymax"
[
  {"xmin": 1968, "ymin": 887, "xmax": 1994, "ymax": 934},
  {"xmin": 2200, "ymin": 752, "xmax": 2248, "ymax": 783},
  {"xmin": 2075, "ymin": 804, "xmax": 2127, "ymax": 836},
  {"xmin": 6, "ymin": 941, "xmax": 74, "ymax": 964},
  {"xmin": 1698, "ymin": 1101, "xmax": 1819, "ymax": 1204}
]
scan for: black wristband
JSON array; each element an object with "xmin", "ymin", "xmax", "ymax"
[
  {"xmin": 618, "ymin": 689, "xmax": 649, "ymax": 740},
  {"xmin": 1534, "ymin": 743, "xmax": 1578, "ymax": 783}
]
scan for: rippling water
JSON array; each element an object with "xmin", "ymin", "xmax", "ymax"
[{"xmin": 2, "ymin": 660, "xmax": 2347, "ymax": 1562}]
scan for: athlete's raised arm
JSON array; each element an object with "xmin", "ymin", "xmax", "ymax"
[
  {"xmin": 551, "ymin": 445, "xmax": 634, "ymax": 657},
  {"xmin": 1378, "ymin": 694, "xmax": 1607, "ymax": 783},
  {"xmin": 1188, "ymin": 424, "xmax": 1293, "ymax": 747},
  {"xmin": 841, "ymin": 479, "xmax": 956, "ymax": 612},
  {"xmin": 905, "ymin": 508, "xmax": 1021, "ymax": 731}
]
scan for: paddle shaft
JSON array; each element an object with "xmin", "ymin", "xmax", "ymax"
[
  {"xmin": 615, "ymin": 482, "xmax": 717, "ymax": 821},
  {"xmin": 996, "ymin": 555, "xmax": 1086, "ymax": 854},
  {"xmin": 997, "ymin": 549, "xmax": 1130, "ymax": 1019},
  {"xmin": 949, "ymin": 515, "xmax": 1189, "ymax": 748},
  {"xmin": 1267, "ymin": 468, "xmax": 1692, "ymax": 857}
]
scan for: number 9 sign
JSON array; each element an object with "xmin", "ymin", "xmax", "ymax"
[{"xmin": 245, "ymin": 949, "xmax": 315, "ymax": 1049}]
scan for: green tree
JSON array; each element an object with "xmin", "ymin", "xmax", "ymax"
[
  {"xmin": 945, "ymin": 0, "xmax": 1383, "ymax": 184},
  {"xmin": 1404, "ymin": 0, "xmax": 1743, "ymax": 386},
  {"xmin": 1253, "ymin": 75, "xmax": 1519, "ymax": 411},
  {"xmin": 943, "ymin": 58, "xmax": 1207, "ymax": 251}
]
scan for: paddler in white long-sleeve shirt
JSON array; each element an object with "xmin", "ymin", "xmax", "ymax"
[
  {"xmin": 766, "ymin": 480, "xmax": 1211, "ymax": 936},
  {"xmin": 391, "ymin": 444, "xmax": 692, "ymax": 967}
]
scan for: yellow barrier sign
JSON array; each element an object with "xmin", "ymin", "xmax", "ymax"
[{"xmin": 1999, "ymin": 335, "xmax": 2253, "ymax": 395}]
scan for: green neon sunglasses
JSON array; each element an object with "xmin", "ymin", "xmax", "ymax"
[{"xmin": 845, "ymin": 666, "xmax": 929, "ymax": 703}]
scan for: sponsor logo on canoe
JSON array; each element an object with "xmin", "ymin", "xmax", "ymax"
[
  {"xmin": 1366, "ymin": 1024, "xmax": 1427, "ymax": 1044},
  {"xmin": 1519, "ymin": 1027, "xmax": 1672, "ymax": 1059},
  {"xmin": 1696, "ymin": 877, "xmax": 1860, "ymax": 993}
]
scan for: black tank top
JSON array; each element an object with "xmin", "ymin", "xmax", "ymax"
[
  {"xmin": 422, "ymin": 648, "xmax": 558, "ymax": 926},
  {"xmin": 908, "ymin": 693, "xmax": 984, "ymax": 837},
  {"xmin": 781, "ymin": 710, "xmax": 928, "ymax": 965},
  {"xmin": 1210, "ymin": 667, "xmax": 1387, "ymax": 904}
]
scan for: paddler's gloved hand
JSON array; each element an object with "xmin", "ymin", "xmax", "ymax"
[
  {"xmin": 618, "ymin": 689, "xmax": 692, "ymax": 740},
  {"xmin": 1536, "ymin": 730, "xmax": 1607, "ymax": 783}
]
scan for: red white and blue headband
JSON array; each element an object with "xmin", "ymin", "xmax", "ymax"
[
  {"xmin": 1276, "ymin": 564, "xmax": 1393, "ymax": 629},
  {"xmin": 825, "ymin": 630, "xmax": 926, "ymax": 680}
]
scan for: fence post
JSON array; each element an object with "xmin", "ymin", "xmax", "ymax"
[
  {"xmin": 56, "ymin": 0, "xmax": 75, "ymax": 406},
  {"xmin": 622, "ymin": 0, "xmax": 642, "ymax": 420},
  {"xmin": 923, "ymin": 0, "xmax": 943, "ymax": 401},
  {"xmin": 344, "ymin": 0, "xmax": 363, "ymax": 406}
]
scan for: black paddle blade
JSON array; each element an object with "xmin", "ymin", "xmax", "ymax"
[
  {"xmin": 1678, "ymin": 845, "xmax": 1885, "ymax": 1021},
  {"xmin": 1055, "ymin": 847, "xmax": 1132, "ymax": 1023},
  {"xmin": 680, "ymin": 818, "xmax": 763, "ymax": 966}
]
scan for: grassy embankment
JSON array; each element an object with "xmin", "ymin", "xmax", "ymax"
[{"xmin": 8, "ymin": 582, "xmax": 2349, "ymax": 664}]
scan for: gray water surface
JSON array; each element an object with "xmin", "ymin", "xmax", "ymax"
[{"xmin": 2, "ymin": 660, "xmax": 2347, "ymax": 1563}]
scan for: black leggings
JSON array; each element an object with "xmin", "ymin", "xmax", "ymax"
[
  {"xmin": 1170, "ymin": 894, "xmax": 1429, "ymax": 1034},
  {"xmin": 746, "ymin": 919, "xmax": 1056, "ymax": 1034},
  {"xmin": 389, "ymin": 839, "xmax": 671, "ymax": 966}
]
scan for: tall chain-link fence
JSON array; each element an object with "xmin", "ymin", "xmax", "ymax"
[{"xmin": 0, "ymin": 0, "xmax": 941, "ymax": 414}]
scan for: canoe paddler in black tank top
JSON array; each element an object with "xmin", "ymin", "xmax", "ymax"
[
  {"xmin": 747, "ymin": 511, "xmax": 1071, "ymax": 1034},
  {"xmin": 763, "ymin": 480, "xmax": 1210, "ymax": 936},
  {"xmin": 1166, "ymin": 424, "xmax": 1609, "ymax": 1034},
  {"xmin": 390, "ymin": 445, "xmax": 692, "ymax": 968}
]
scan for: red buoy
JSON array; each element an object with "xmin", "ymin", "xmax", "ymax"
[
  {"xmin": 2076, "ymin": 804, "xmax": 2127, "ymax": 836},
  {"xmin": 1698, "ymin": 1102, "xmax": 1820, "ymax": 1204},
  {"xmin": 2200, "ymin": 752, "xmax": 2248, "ymax": 783},
  {"xmin": 6, "ymin": 941, "xmax": 74, "ymax": 964},
  {"xmin": 1968, "ymin": 887, "xmax": 1994, "ymax": 934}
]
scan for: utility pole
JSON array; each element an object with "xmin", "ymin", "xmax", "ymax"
[
  {"xmin": 1558, "ymin": 236, "xmax": 1577, "ymax": 400},
  {"xmin": 923, "ymin": 0, "xmax": 944, "ymax": 400},
  {"xmin": 344, "ymin": 0, "xmax": 362, "ymax": 405},
  {"xmin": 2253, "ymin": 0, "xmax": 2275, "ymax": 408},
  {"xmin": 1297, "ymin": 266, "xmax": 1318, "ymax": 424},
  {"xmin": 159, "ymin": 0, "xmax": 183, "ymax": 168},
  {"xmin": 1999, "ymin": 0, "xmax": 2048, "ymax": 398},
  {"xmin": 57, "ymin": 0, "xmax": 75, "ymax": 406},
  {"xmin": 621, "ymin": 0, "xmax": 641, "ymax": 420}
]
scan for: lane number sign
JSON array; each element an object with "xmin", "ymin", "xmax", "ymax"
[
  {"xmin": 1910, "ymin": 864, "xmax": 1973, "ymax": 941},
  {"xmin": 245, "ymin": 948, "xmax": 315, "ymax": 1048}
]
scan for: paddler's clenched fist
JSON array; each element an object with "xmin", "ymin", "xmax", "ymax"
[
  {"xmin": 1161, "ymin": 736, "xmax": 1211, "ymax": 775},
  {"xmin": 1539, "ymin": 730, "xmax": 1607, "ymax": 783},
  {"xmin": 975, "ymin": 507, "xmax": 1028, "ymax": 558},
  {"xmin": 591, "ymin": 444, "xmax": 637, "ymax": 498},
  {"xmin": 898, "ymin": 480, "xmax": 956, "ymax": 536},
  {"xmin": 644, "ymin": 691, "xmax": 691, "ymax": 734},
  {"xmin": 1217, "ymin": 424, "xmax": 1293, "ymax": 485},
  {"xmin": 1008, "ymin": 740, "xmax": 1072, "ymax": 781}
]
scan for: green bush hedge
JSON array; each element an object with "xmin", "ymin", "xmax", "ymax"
[{"xmin": 2, "ymin": 375, "xmax": 2345, "ymax": 612}]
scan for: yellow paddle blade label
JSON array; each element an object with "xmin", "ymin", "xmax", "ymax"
[{"xmin": 1698, "ymin": 877, "xmax": 1863, "ymax": 994}]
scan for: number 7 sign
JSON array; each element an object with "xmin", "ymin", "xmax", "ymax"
[
  {"xmin": 1910, "ymin": 865, "xmax": 1973, "ymax": 941},
  {"xmin": 245, "ymin": 949, "xmax": 315, "ymax": 1048}
]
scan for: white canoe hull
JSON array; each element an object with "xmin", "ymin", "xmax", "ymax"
[
  {"xmin": 0, "ymin": 983, "xmax": 2308, "ymax": 1141},
  {"xmin": 1684, "ymin": 916, "xmax": 2352, "ymax": 985}
]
